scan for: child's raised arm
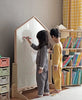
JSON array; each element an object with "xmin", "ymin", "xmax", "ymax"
[
  {"xmin": 23, "ymin": 36, "xmax": 39, "ymax": 50},
  {"xmin": 23, "ymin": 36, "xmax": 32, "ymax": 45}
]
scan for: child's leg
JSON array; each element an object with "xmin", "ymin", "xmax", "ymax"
[
  {"xmin": 44, "ymin": 71, "xmax": 49, "ymax": 94},
  {"xmin": 36, "ymin": 71, "xmax": 45, "ymax": 96},
  {"xmin": 50, "ymin": 68, "xmax": 62, "ymax": 94},
  {"xmin": 53, "ymin": 68, "xmax": 62, "ymax": 90}
]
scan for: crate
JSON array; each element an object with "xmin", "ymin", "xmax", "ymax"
[
  {"xmin": 0, "ymin": 76, "xmax": 9, "ymax": 85},
  {"xmin": 0, "ymin": 67, "xmax": 9, "ymax": 76},
  {"xmin": 0, "ymin": 92, "xmax": 9, "ymax": 100},
  {"xmin": 0, "ymin": 58, "xmax": 9, "ymax": 67},
  {"xmin": 0, "ymin": 84, "xmax": 9, "ymax": 94}
]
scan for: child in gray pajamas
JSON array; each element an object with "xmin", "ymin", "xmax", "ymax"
[{"xmin": 25, "ymin": 30, "xmax": 49, "ymax": 97}]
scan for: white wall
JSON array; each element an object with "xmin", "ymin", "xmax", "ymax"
[{"xmin": 0, "ymin": 0, "xmax": 63, "ymax": 63}]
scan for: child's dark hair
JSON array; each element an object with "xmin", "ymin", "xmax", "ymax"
[
  {"xmin": 50, "ymin": 28, "xmax": 60, "ymax": 38},
  {"xmin": 37, "ymin": 30, "xmax": 48, "ymax": 49}
]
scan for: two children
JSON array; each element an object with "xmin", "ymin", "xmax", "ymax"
[{"xmin": 25, "ymin": 28, "xmax": 62, "ymax": 97}]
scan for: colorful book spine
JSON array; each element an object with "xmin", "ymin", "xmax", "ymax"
[
  {"xmin": 64, "ymin": 37, "xmax": 69, "ymax": 48},
  {"xmin": 76, "ymin": 38, "xmax": 80, "ymax": 48},
  {"xmin": 70, "ymin": 69, "xmax": 72, "ymax": 85},
  {"xmin": 63, "ymin": 56, "xmax": 70, "ymax": 67},
  {"xmin": 66, "ymin": 71, "xmax": 70, "ymax": 85},
  {"xmin": 80, "ymin": 70, "xmax": 82, "ymax": 84},
  {"xmin": 74, "ymin": 70, "xmax": 79, "ymax": 84},
  {"xmin": 72, "ymin": 54, "xmax": 76, "ymax": 66},
  {"xmin": 64, "ymin": 56, "xmax": 74, "ymax": 67},
  {"xmin": 76, "ymin": 53, "xmax": 82, "ymax": 66},
  {"xmin": 68, "ymin": 37, "xmax": 73, "ymax": 48},
  {"xmin": 78, "ymin": 69, "xmax": 81, "ymax": 85},
  {"xmin": 63, "ymin": 71, "xmax": 67, "ymax": 85},
  {"xmin": 66, "ymin": 37, "xmax": 71, "ymax": 48},
  {"xmin": 72, "ymin": 70, "xmax": 76, "ymax": 84},
  {"xmin": 81, "ymin": 70, "xmax": 82, "ymax": 84},
  {"xmin": 79, "ymin": 58, "xmax": 82, "ymax": 66},
  {"xmin": 72, "ymin": 71, "xmax": 77, "ymax": 84},
  {"xmin": 73, "ymin": 53, "xmax": 80, "ymax": 67},
  {"xmin": 77, "ymin": 37, "xmax": 82, "ymax": 48},
  {"xmin": 73, "ymin": 38, "xmax": 79, "ymax": 48},
  {"xmin": 69, "ymin": 69, "xmax": 71, "ymax": 85},
  {"xmin": 62, "ymin": 72, "xmax": 64, "ymax": 85},
  {"xmin": 74, "ymin": 54, "xmax": 79, "ymax": 67}
]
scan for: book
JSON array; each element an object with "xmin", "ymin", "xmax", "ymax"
[
  {"xmin": 73, "ymin": 38, "xmax": 79, "ymax": 48},
  {"xmin": 73, "ymin": 53, "xmax": 80, "ymax": 67},
  {"xmin": 78, "ymin": 69, "xmax": 81, "ymax": 84},
  {"xmin": 76, "ymin": 37, "xmax": 81, "ymax": 48},
  {"xmin": 74, "ymin": 70, "xmax": 79, "ymax": 84},
  {"xmin": 66, "ymin": 69, "xmax": 70, "ymax": 85},
  {"xmin": 63, "ymin": 55, "xmax": 74, "ymax": 67},
  {"xmin": 63, "ymin": 70, "xmax": 68, "ymax": 85},
  {"xmin": 66, "ymin": 37, "xmax": 71, "ymax": 48},
  {"xmin": 68, "ymin": 37, "xmax": 73, "ymax": 48},
  {"xmin": 69, "ymin": 69, "xmax": 71, "ymax": 85},
  {"xmin": 76, "ymin": 53, "xmax": 82, "ymax": 66},
  {"xmin": 63, "ymin": 37, "xmax": 70, "ymax": 48},
  {"xmin": 63, "ymin": 56, "xmax": 70, "ymax": 67},
  {"xmin": 62, "ymin": 72, "xmax": 64, "ymax": 85},
  {"xmin": 72, "ymin": 70, "xmax": 77, "ymax": 84}
]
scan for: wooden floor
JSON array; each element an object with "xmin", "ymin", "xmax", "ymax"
[
  {"xmin": 11, "ymin": 98, "xmax": 21, "ymax": 100},
  {"xmin": 10, "ymin": 87, "xmax": 68, "ymax": 100}
]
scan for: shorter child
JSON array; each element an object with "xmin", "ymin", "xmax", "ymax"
[
  {"xmin": 25, "ymin": 30, "xmax": 49, "ymax": 97},
  {"xmin": 50, "ymin": 28, "xmax": 63, "ymax": 93}
]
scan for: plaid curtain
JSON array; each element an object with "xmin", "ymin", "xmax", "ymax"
[{"xmin": 63, "ymin": 0, "xmax": 82, "ymax": 37}]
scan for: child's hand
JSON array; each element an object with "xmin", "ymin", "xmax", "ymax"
[
  {"xmin": 48, "ymin": 49, "xmax": 52, "ymax": 53},
  {"xmin": 23, "ymin": 36, "xmax": 32, "ymax": 45},
  {"xmin": 38, "ymin": 69, "xmax": 43, "ymax": 74},
  {"xmin": 54, "ymin": 66, "xmax": 58, "ymax": 71}
]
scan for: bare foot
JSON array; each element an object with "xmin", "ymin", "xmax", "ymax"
[{"xmin": 50, "ymin": 89, "xmax": 61, "ymax": 94}]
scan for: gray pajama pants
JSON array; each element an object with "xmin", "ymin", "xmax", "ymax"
[{"xmin": 36, "ymin": 70, "xmax": 49, "ymax": 96}]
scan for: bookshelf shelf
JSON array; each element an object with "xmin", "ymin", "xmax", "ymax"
[
  {"xmin": 60, "ymin": 29, "xmax": 82, "ymax": 33},
  {"xmin": 62, "ymin": 66, "xmax": 82, "ymax": 69},
  {"xmin": 61, "ymin": 29, "xmax": 82, "ymax": 87},
  {"xmin": 63, "ymin": 48, "xmax": 82, "ymax": 50},
  {"xmin": 62, "ymin": 84, "xmax": 80, "ymax": 87}
]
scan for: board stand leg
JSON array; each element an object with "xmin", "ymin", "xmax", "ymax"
[{"xmin": 11, "ymin": 63, "xmax": 29, "ymax": 100}]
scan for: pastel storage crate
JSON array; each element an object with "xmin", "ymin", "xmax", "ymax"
[
  {"xmin": 0, "ymin": 58, "xmax": 9, "ymax": 67},
  {"xmin": 0, "ymin": 67, "xmax": 9, "ymax": 76},
  {"xmin": 0, "ymin": 84, "xmax": 9, "ymax": 94},
  {"xmin": 0, "ymin": 92, "xmax": 9, "ymax": 100},
  {"xmin": 0, "ymin": 76, "xmax": 9, "ymax": 85}
]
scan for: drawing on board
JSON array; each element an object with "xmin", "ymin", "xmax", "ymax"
[{"xmin": 14, "ymin": 16, "xmax": 52, "ymax": 91}]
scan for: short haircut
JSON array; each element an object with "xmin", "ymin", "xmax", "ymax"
[{"xmin": 50, "ymin": 28, "xmax": 60, "ymax": 38}]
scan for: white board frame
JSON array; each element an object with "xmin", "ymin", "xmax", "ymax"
[{"xmin": 14, "ymin": 16, "xmax": 52, "ymax": 92}]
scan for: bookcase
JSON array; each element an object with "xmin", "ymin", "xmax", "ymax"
[
  {"xmin": 60, "ymin": 29, "xmax": 82, "ymax": 86},
  {"xmin": 0, "ymin": 57, "xmax": 10, "ymax": 100}
]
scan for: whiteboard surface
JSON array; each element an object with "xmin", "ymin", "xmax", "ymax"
[{"xmin": 15, "ymin": 17, "xmax": 47, "ymax": 90}]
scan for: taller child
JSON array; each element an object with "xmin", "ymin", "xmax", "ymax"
[
  {"xmin": 50, "ymin": 28, "xmax": 63, "ymax": 93},
  {"xmin": 25, "ymin": 30, "xmax": 49, "ymax": 97}
]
